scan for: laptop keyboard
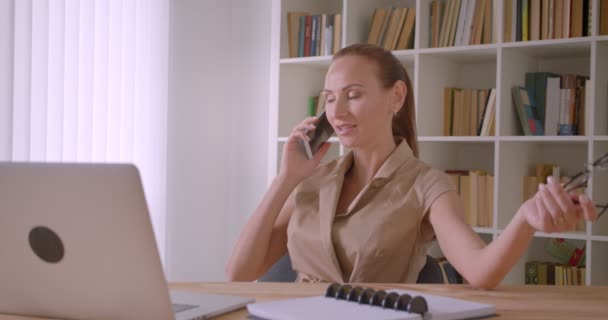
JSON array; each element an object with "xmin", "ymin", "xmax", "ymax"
[{"xmin": 172, "ymin": 303, "xmax": 198, "ymax": 313}]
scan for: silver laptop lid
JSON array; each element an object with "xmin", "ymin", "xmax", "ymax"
[{"xmin": 0, "ymin": 162, "xmax": 175, "ymax": 320}]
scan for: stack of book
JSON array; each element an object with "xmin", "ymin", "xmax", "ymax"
[
  {"xmin": 286, "ymin": 12, "xmax": 342, "ymax": 58},
  {"xmin": 443, "ymin": 88, "xmax": 496, "ymax": 136},
  {"xmin": 429, "ymin": 0, "xmax": 494, "ymax": 48},
  {"xmin": 527, "ymin": 238, "xmax": 586, "ymax": 285},
  {"xmin": 504, "ymin": 0, "xmax": 592, "ymax": 42},
  {"xmin": 512, "ymin": 73, "xmax": 589, "ymax": 136},
  {"xmin": 366, "ymin": 7, "xmax": 416, "ymax": 50},
  {"xmin": 525, "ymin": 261, "xmax": 586, "ymax": 285},
  {"xmin": 445, "ymin": 170, "xmax": 494, "ymax": 228}
]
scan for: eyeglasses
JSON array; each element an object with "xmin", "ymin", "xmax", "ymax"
[{"xmin": 562, "ymin": 152, "xmax": 608, "ymax": 219}]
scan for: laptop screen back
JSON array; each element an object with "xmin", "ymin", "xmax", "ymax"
[{"xmin": 0, "ymin": 163, "xmax": 174, "ymax": 320}]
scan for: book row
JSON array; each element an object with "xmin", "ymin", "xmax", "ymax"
[
  {"xmin": 367, "ymin": 7, "xmax": 416, "ymax": 50},
  {"xmin": 445, "ymin": 170, "xmax": 494, "ymax": 228},
  {"xmin": 512, "ymin": 73, "xmax": 589, "ymax": 136},
  {"xmin": 287, "ymin": 12, "xmax": 342, "ymax": 58},
  {"xmin": 443, "ymin": 88, "xmax": 496, "ymax": 136},
  {"xmin": 430, "ymin": 0, "xmax": 494, "ymax": 48}
]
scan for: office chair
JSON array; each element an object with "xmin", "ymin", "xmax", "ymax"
[
  {"xmin": 415, "ymin": 255, "xmax": 444, "ymax": 284},
  {"xmin": 257, "ymin": 254, "xmax": 445, "ymax": 284},
  {"xmin": 257, "ymin": 254, "xmax": 297, "ymax": 282}
]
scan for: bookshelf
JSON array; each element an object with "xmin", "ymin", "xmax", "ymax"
[{"xmin": 269, "ymin": 0, "xmax": 608, "ymax": 286}]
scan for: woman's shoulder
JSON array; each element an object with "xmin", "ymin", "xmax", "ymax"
[{"xmin": 398, "ymin": 157, "xmax": 456, "ymax": 191}]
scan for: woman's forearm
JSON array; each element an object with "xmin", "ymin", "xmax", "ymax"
[
  {"xmin": 471, "ymin": 209, "xmax": 535, "ymax": 289},
  {"xmin": 224, "ymin": 175, "xmax": 298, "ymax": 281}
]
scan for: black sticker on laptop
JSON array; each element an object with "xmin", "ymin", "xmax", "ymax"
[{"xmin": 29, "ymin": 226, "xmax": 64, "ymax": 263}]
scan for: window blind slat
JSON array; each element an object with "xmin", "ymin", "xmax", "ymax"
[
  {"xmin": 11, "ymin": 0, "xmax": 32, "ymax": 161},
  {"xmin": 30, "ymin": 0, "xmax": 49, "ymax": 161},
  {"xmin": 107, "ymin": 0, "xmax": 122, "ymax": 161},
  {"xmin": 46, "ymin": 0, "xmax": 65, "ymax": 161},
  {"xmin": 92, "ymin": 0, "xmax": 109, "ymax": 161},
  {"xmin": 76, "ymin": 0, "xmax": 94, "ymax": 161},
  {"xmin": 62, "ymin": 0, "xmax": 79, "ymax": 161}
]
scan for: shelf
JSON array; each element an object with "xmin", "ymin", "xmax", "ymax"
[
  {"xmin": 499, "ymin": 136, "xmax": 589, "ymax": 142},
  {"xmin": 472, "ymin": 227, "xmax": 494, "ymax": 234},
  {"xmin": 390, "ymin": 49, "xmax": 416, "ymax": 66},
  {"xmin": 280, "ymin": 56, "xmax": 333, "ymax": 68},
  {"xmin": 271, "ymin": 0, "xmax": 605, "ymax": 286},
  {"xmin": 418, "ymin": 44, "xmax": 498, "ymax": 63},
  {"xmin": 502, "ymin": 38, "xmax": 592, "ymax": 58},
  {"xmin": 418, "ymin": 136, "xmax": 495, "ymax": 142},
  {"xmin": 279, "ymin": 135, "xmax": 591, "ymax": 144},
  {"xmin": 590, "ymin": 235, "xmax": 608, "ymax": 242},
  {"xmin": 495, "ymin": 230, "xmax": 588, "ymax": 241},
  {"xmin": 533, "ymin": 231, "xmax": 588, "ymax": 241}
]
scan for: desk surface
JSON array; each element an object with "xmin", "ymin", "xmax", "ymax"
[{"xmin": 2, "ymin": 282, "xmax": 607, "ymax": 319}]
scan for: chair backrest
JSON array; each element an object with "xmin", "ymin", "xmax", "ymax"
[
  {"xmin": 257, "ymin": 254, "xmax": 297, "ymax": 282},
  {"xmin": 259, "ymin": 254, "xmax": 445, "ymax": 283},
  {"xmin": 415, "ymin": 255, "xmax": 445, "ymax": 284}
]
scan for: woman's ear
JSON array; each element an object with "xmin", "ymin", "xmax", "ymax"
[{"xmin": 392, "ymin": 80, "xmax": 407, "ymax": 114}]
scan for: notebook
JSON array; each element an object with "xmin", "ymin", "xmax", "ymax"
[{"xmin": 247, "ymin": 283, "xmax": 496, "ymax": 320}]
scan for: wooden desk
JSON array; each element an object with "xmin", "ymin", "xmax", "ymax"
[{"xmin": 2, "ymin": 282, "xmax": 607, "ymax": 319}]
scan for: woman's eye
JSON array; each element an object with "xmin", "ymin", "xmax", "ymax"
[{"xmin": 347, "ymin": 93, "xmax": 360, "ymax": 99}]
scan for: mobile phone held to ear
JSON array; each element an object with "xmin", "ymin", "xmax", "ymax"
[{"xmin": 299, "ymin": 112, "xmax": 334, "ymax": 160}]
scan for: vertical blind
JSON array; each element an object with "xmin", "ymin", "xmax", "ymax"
[{"xmin": 1, "ymin": 0, "xmax": 169, "ymax": 261}]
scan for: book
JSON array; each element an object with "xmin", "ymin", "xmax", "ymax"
[
  {"xmin": 367, "ymin": 8, "xmax": 387, "ymax": 45},
  {"xmin": 333, "ymin": 13, "xmax": 342, "ymax": 54},
  {"xmin": 602, "ymin": 0, "xmax": 608, "ymax": 35},
  {"xmin": 287, "ymin": 12, "xmax": 307, "ymax": 58},
  {"xmin": 396, "ymin": 8, "xmax": 416, "ymax": 50},
  {"xmin": 247, "ymin": 283, "xmax": 496, "ymax": 320},
  {"xmin": 479, "ymin": 88, "xmax": 496, "ymax": 136},
  {"xmin": 545, "ymin": 76, "xmax": 561, "ymax": 135},
  {"xmin": 525, "ymin": 261, "xmax": 539, "ymax": 284},
  {"xmin": 307, "ymin": 96, "xmax": 317, "ymax": 117},
  {"xmin": 512, "ymin": 86, "xmax": 544, "ymax": 135}
]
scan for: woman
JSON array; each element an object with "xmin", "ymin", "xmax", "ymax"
[{"xmin": 225, "ymin": 44, "xmax": 597, "ymax": 289}]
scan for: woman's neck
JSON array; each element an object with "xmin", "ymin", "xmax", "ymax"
[{"xmin": 348, "ymin": 136, "xmax": 398, "ymax": 184}]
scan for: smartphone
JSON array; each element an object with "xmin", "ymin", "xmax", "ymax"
[{"xmin": 299, "ymin": 111, "xmax": 334, "ymax": 160}]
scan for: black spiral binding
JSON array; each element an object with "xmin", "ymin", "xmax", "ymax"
[{"xmin": 325, "ymin": 283, "xmax": 428, "ymax": 316}]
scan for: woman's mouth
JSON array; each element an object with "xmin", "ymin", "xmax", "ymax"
[{"xmin": 336, "ymin": 124, "xmax": 356, "ymax": 135}]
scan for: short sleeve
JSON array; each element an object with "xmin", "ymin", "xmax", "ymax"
[{"xmin": 418, "ymin": 168, "xmax": 458, "ymax": 215}]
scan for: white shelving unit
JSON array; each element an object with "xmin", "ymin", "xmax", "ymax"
[{"xmin": 269, "ymin": 0, "xmax": 608, "ymax": 286}]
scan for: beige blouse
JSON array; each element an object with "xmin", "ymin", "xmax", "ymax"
[{"xmin": 286, "ymin": 138, "xmax": 456, "ymax": 283}]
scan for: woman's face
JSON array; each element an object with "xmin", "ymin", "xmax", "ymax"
[{"xmin": 323, "ymin": 55, "xmax": 402, "ymax": 149}]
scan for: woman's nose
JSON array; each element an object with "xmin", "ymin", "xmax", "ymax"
[{"xmin": 332, "ymin": 97, "xmax": 348, "ymax": 116}]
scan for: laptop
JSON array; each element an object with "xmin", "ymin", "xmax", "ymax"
[{"xmin": 0, "ymin": 162, "xmax": 253, "ymax": 320}]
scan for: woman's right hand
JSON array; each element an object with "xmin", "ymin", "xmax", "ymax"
[{"xmin": 278, "ymin": 116, "xmax": 331, "ymax": 185}]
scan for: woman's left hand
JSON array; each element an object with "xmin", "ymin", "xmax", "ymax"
[{"xmin": 519, "ymin": 176, "xmax": 598, "ymax": 233}]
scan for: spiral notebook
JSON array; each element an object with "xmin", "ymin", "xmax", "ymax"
[{"xmin": 247, "ymin": 283, "xmax": 496, "ymax": 320}]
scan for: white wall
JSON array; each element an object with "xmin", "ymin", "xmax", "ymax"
[
  {"xmin": 167, "ymin": 0, "xmax": 272, "ymax": 281},
  {"xmin": 0, "ymin": 0, "xmax": 13, "ymax": 161}
]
